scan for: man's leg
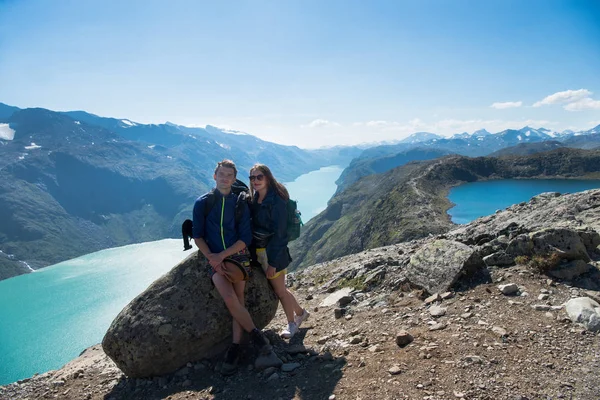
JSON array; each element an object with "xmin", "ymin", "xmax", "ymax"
[
  {"xmin": 232, "ymin": 280, "xmax": 246, "ymax": 344},
  {"xmin": 212, "ymin": 273, "xmax": 256, "ymax": 332}
]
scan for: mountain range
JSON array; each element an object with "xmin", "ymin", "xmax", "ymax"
[{"xmin": 0, "ymin": 103, "xmax": 361, "ymax": 280}]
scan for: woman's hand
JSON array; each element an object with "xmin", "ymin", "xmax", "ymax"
[{"xmin": 266, "ymin": 265, "xmax": 276, "ymax": 279}]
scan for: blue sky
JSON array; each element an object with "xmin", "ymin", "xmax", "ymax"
[{"xmin": 1, "ymin": 0, "xmax": 599, "ymax": 147}]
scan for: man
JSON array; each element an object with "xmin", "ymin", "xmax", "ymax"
[{"xmin": 192, "ymin": 159, "xmax": 271, "ymax": 375}]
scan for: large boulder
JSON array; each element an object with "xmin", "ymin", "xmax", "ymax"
[
  {"xmin": 506, "ymin": 228, "xmax": 596, "ymax": 262},
  {"xmin": 406, "ymin": 239, "xmax": 483, "ymax": 295},
  {"xmin": 102, "ymin": 251, "xmax": 279, "ymax": 378}
]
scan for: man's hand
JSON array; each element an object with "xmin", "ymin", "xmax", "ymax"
[
  {"xmin": 213, "ymin": 262, "xmax": 225, "ymax": 276},
  {"xmin": 207, "ymin": 252, "xmax": 225, "ymax": 269},
  {"xmin": 266, "ymin": 265, "xmax": 276, "ymax": 279}
]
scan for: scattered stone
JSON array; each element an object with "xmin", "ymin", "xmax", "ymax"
[
  {"xmin": 429, "ymin": 305, "xmax": 447, "ymax": 317},
  {"xmin": 254, "ymin": 352, "xmax": 283, "ymax": 370},
  {"xmin": 334, "ymin": 308, "xmax": 346, "ymax": 319},
  {"xmin": 388, "ymin": 365, "xmax": 403, "ymax": 375},
  {"xmin": 429, "ymin": 322, "xmax": 447, "ymax": 331},
  {"xmin": 538, "ymin": 294, "xmax": 550, "ymax": 301},
  {"xmin": 349, "ymin": 336, "xmax": 362, "ymax": 344},
  {"xmin": 461, "ymin": 312, "xmax": 473, "ymax": 319},
  {"xmin": 491, "ymin": 326, "xmax": 508, "ymax": 337},
  {"xmin": 337, "ymin": 295, "xmax": 353, "ymax": 307},
  {"xmin": 281, "ymin": 363, "xmax": 301, "ymax": 372},
  {"xmin": 425, "ymin": 293, "xmax": 441, "ymax": 305},
  {"xmin": 441, "ymin": 292, "xmax": 454, "ymax": 300},
  {"xmin": 320, "ymin": 287, "xmax": 354, "ymax": 307},
  {"xmin": 395, "ymin": 330, "xmax": 414, "ymax": 347},
  {"xmin": 498, "ymin": 283, "xmax": 519, "ymax": 295},
  {"xmin": 532, "ymin": 304, "xmax": 551, "ymax": 311}
]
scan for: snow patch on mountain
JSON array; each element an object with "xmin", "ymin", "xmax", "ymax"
[{"xmin": 0, "ymin": 124, "xmax": 15, "ymax": 140}]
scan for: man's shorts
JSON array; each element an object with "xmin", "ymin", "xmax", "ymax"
[{"xmin": 199, "ymin": 248, "xmax": 252, "ymax": 280}]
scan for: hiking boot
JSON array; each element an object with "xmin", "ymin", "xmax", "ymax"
[
  {"xmin": 250, "ymin": 329, "xmax": 272, "ymax": 355},
  {"xmin": 220, "ymin": 344, "xmax": 239, "ymax": 376},
  {"xmin": 280, "ymin": 322, "xmax": 298, "ymax": 339},
  {"xmin": 294, "ymin": 309, "xmax": 310, "ymax": 328}
]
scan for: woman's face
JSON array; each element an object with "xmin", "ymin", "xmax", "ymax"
[{"xmin": 250, "ymin": 168, "xmax": 268, "ymax": 191}]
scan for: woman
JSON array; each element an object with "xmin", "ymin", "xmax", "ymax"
[{"xmin": 248, "ymin": 163, "xmax": 309, "ymax": 338}]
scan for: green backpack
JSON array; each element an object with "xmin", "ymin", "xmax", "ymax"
[{"xmin": 286, "ymin": 199, "xmax": 303, "ymax": 241}]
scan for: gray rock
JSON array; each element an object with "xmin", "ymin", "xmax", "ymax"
[
  {"xmin": 406, "ymin": 240, "xmax": 483, "ymax": 295},
  {"xmin": 320, "ymin": 287, "xmax": 354, "ymax": 307},
  {"xmin": 532, "ymin": 304, "xmax": 551, "ymax": 311},
  {"xmin": 429, "ymin": 305, "xmax": 447, "ymax": 317},
  {"xmin": 255, "ymin": 352, "xmax": 283, "ymax": 370},
  {"xmin": 483, "ymin": 251, "xmax": 514, "ymax": 267},
  {"xmin": 507, "ymin": 228, "xmax": 593, "ymax": 262},
  {"xmin": 498, "ymin": 283, "xmax": 519, "ymax": 295},
  {"xmin": 102, "ymin": 252, "xmax": 279, "ymax": 378},
  {"xmin": 547, "ymin": 259, "xmax": 592, "ymax": 281},
  {"xmin": 395, "ymin": 330, "xmax": 414, "ymax": 347},
  {"xmin": 424, "ymin": 293, "xmax": 441, "ymax": 305},
  {"xmin": 565, "ymin": 297, "xmax": 600, "ymax": 332},
  {"xmin": 281, "ymin": 363, "xmax": 301, "ymax": 372},
  {"xmin": 337, "ymin": 295, "xmax": 353, "ymax": 307}
]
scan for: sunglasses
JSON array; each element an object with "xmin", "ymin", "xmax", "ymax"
[{"xmin": 249, "ymin": 174, "xmax": 265, "ymax": 182}]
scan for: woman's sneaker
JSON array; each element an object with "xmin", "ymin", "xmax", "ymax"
[
  {"xmin": 294, "ymin": 309, "xmax": 310, "ymax": 328},
  {"xmin": 280, "ymin": 322, "xmax": 298, "ymax": 339}
]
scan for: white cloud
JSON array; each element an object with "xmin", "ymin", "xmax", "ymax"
[
  {"xmin": 563, "ymin": 97, "xmax": 600, "ymax": 111},
  {"xmin": 491, "ymin": 101, "xmax": 522, "ymax": 109},
  {"xmin": 533, "ymin": 89, "xmax": 592, "ymax": 107},
  {"xmin": 302, "ymin": 119, "xmax": 341, "ymax": 128}
]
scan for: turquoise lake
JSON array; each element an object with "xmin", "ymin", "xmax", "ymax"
[
  {"xmin": 284, "ymin": 165, "xmax": 343, "ymax": 222},
  {"xmin": 0, "ymin": 165, "xmax": 343, "ymax": 385},
  {"xmin": 447, "ymin": 179, "xmax": 600, "ymax": 224}
]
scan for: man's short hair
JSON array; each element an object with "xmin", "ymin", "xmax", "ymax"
[{"xmin": 214, "ymin": 159, "xmax": 237, "ymax": 176}]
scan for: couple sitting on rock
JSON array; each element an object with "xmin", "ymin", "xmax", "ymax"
[{"xmin": 191, "ymin": 159, "xmax": 309, "ymax": 375}]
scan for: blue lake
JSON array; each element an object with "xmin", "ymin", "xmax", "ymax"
[
  {"xmin": 447, "ymin": 179, "xmax": 600, "ymax": 224},
  {"xmin": 284, "ymin": 165, "xmax": 343, "ymax": 222},
  {"xmin": 0, "ymin": 165, "xmax": 343, "ymax": 385}
]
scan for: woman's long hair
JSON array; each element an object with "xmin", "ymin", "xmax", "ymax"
[{"xmin": 249, "ymin": 163, "xmax": 290, "ymax": 202}]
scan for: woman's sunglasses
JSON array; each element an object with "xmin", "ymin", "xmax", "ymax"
[{"xmin": 249, "ymin": 174, "xmax": 265, "ymax": 182}]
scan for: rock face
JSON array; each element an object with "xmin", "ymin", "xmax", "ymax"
[
  {"xmin": 102, "ymin": 251, "xmax": 279, "ymax": 378},
  {"xmin": 506, "ymin": 228, "xmax": 598, "ymax": 262},
  {"xmin": 406, "ymin": 239, "xmax": 483, "ymax": 295}
]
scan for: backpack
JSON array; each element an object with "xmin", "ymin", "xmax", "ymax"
[
  {"xmin": 286, "ymin": 199, "xmax": 303, "ymax": 242},
  {"xmin": 181, "ymin": 179, "xmax": 250, "ymax": 251}
]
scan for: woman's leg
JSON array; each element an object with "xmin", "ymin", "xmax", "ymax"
[{"xmin": 269, "ymin": 272, "xmax": 304, "ymax": 323}]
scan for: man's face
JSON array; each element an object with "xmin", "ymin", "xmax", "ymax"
[{"xmin": 214, "ymin": 166, "xmax": 236, "ymax": 190}]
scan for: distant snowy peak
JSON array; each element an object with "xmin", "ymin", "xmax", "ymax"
[
  {"xmin": 472, "ymin": 129, "xmax": 491, "ymax": 137},
  {"xmin": 205, "ymin": 124, "xmax": 251, "ymax": 136},
  {"xmin": 119, "ymin": 119, "xmax": 138, "ymax": 128},
  {"xmin": 0, "ymin": 123, "xmax": 15, "ymax": 140},
  {"xmin": 400, "ymin": 131, "xmax": 442, "ymax": 144},
  {"xmin": 518, "ymin": 126, "xmax": 551, "ymax": 139},
  {"xmin": 451, "ymin": 132, "xmax": 470, "ymax": 140}
]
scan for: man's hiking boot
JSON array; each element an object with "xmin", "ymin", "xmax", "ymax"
[
  {"xmin": 280, "ymin": 321, "xmax": 298, "ymax": 339},
  {"xmin": 294, "ymin": 309, "xmax": 310, "ymax": 328},
  {"xmin": 250, "ymin": 328, "xmax": 272, "ymax": 355},
  {"xmin": 220, "ymin": 344, "xmax": 240, "ymax": 376}
]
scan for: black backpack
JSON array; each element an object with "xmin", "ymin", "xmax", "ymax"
[{"xmin": 182, "ymin": 179, "xmax": 250, "ymax": 251}]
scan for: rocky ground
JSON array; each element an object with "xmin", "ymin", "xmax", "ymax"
[{"xmin": 2, "ymin": 190, "xmax": 600, "ymax": 400}]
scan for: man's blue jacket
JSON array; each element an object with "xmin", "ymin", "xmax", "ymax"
[{"xmin": 192, "ymin": 189, "xmax": 252, "ymax": 253}]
